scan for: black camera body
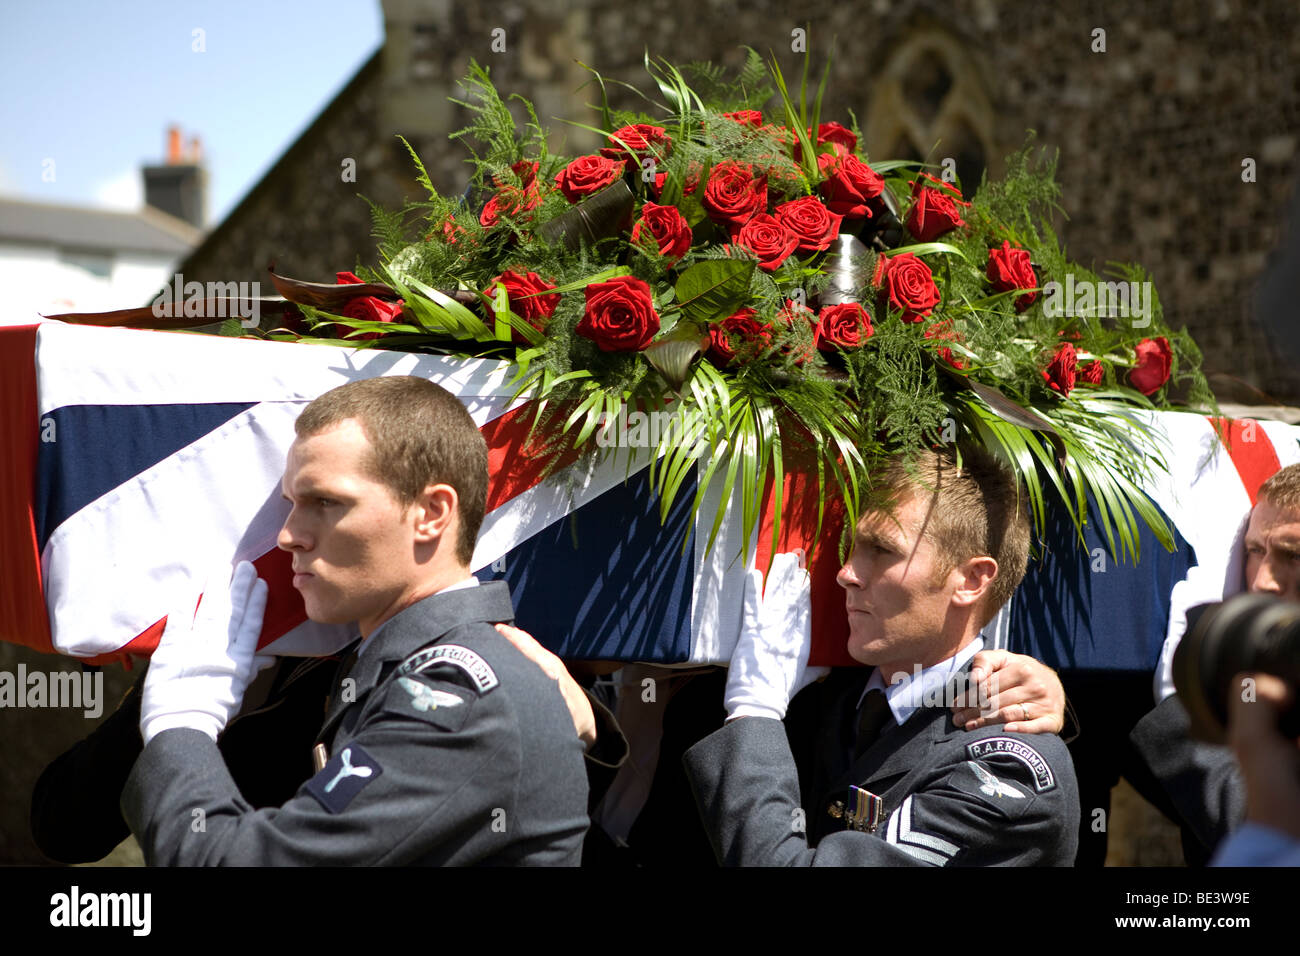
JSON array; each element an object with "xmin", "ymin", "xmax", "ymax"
[{"xmin": 1172, "ymin": 593, "xmax": 1300, "ymax": 744}]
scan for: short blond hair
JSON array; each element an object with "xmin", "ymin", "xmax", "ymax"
[
  {"xmin": 1258, "ymin": 462, "xmax": 1300, "ymax": 512},
  {"xmin": 872, "ymin": 444, "xmax": 1030, "ymax": 626}
]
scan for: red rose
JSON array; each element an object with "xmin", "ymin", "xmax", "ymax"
[
  {"xmin": 816, "ymin": 121, "xmax": 857, "ymax": 154},
  {"xmin": 702, "ymin": 160, "xmax": 768, "ymax": 228},
  {"xmin": 734, "ymin": 213, "xmax": 799, "ymax": 272},
  {"xmin": 1129, "ymin": 337, "xmax": 1172, "ymax": 395},
  {"xmin": 815, "ymin": 303, "xmax": 873, "ymax": 351},
  {"xmin": 576, "ymin": 276, "xmax": 661, "ymax": 351},
  {"xmin": 817, "ymin": 153, "xmax": 884, "ymax": 219},
  {"xmin": 1042, "ymin": 342, "xmax": 1078, "ymax": 395},
  {"xmin": 631, "ymin": 202, "xmax": 693, "ymax": 263},
  {"xmin": 707, "ymin": 308, "xmax": 772, "ymax": 366},
  {"xmin": 600, "ymin": 124, "xmax": 672, "ymax": 169},
  {"xmin": 340, "ymin": 296, "xmax": 402, "ymax": 323},
  {"xmin": 987, "ymin": 240, "xmax": 1038, "ymax": 311},
  {"xmin": 1079, "ymin": 360, "xmax": 1105, "ymax": 385},
  {"xmin": 875, "ymin": 253, "xmax": 941, "ymax": 323},
  {"xmin": 722, "ymin": 110, "xmax": 764, "ymax": 129},
  {"xmin": 554, "ymin": 155, "xmax": 625, "ymax": 203},
  {"xmin": 336, "ymin": 271, "xmax": 403, "ymax": 340},
  {"xmin": 774, "ymin": 197, "xmax": 843, "ymax": 254},
  {"xmin": 483, "ymin": 270, "xmax": 560, "ymax": 340},
  {"xmin": 480, "ymin": 185, "xmax": 544, "ymax": 228},
  {"xmin": 924, "ymin": 319, "xmax": 966, "ymax": 369},
  {"xmin": 906, "ymin": 174, "xmax": 969, "ymax": 243},
  {"xmin": 493, "ymin": 159, "xmax": 540, "ymax": 189}
]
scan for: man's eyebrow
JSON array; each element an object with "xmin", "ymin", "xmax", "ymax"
[{"xmin": 857, "ymin": 527, "xmax": 901, "ymax": 550}]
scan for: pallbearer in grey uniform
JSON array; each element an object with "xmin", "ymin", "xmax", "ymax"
[
  {"xmin": 123, "ymin": 376, "xmax": 590, "ymax": 865},
  {"xmin": 684, "ymin": 444, "xmax": 1080, "ymax": 866}
]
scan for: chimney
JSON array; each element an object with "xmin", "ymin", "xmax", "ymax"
[{"xmin": 143, "ymin": 124, "xmax": 208, "ymax": 228}]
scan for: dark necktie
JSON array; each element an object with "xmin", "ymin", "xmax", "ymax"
[
  {"xmin": 324, "ymin": 643, "xmax": 360, "ymax": 716},
  {"xmin": 854, "ymin": 689, "xmax": 893, "ymax": 760}
]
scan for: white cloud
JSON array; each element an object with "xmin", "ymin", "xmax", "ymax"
[{"xmin": 92, "ymin": 167, "xmax": 143, "ymax": 211}]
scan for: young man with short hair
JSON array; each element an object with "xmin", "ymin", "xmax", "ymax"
[
  {"xmin": 684, "ymin": 445, "xmax": 1081, "ymax": 866},
  {"xmin": 122, "ymin": 376, "xmax": 591, "ymax": 865},
  {"xmin": 1128, "ymin": 462, "xmax": 1300, "ymax": 863}
]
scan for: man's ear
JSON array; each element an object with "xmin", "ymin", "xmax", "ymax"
[
  {"xmin": 951, "ymin": 555, "xmax": 998, "ymax": 609},
  {"xmin": 412, "ymin": 484, "xmax": 459, "ymax": 544}
]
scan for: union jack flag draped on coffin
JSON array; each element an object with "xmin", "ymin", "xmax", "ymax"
[
  {"xmin": 6, "ymin": 321, "xmax": 834, "ymax": 665},
  {"xmin": 2, "ymin": 321, "xmax": 1299, "ymax": 681}
]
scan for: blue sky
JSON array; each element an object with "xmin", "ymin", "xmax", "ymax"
[{"xmin": 0, "ymin": 0, "xmax": 384, "ymax": 224}]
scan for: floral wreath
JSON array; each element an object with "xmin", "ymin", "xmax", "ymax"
[{"xmin": 255, "ymin": 50, "xmax": 1215, "ymax": 562}]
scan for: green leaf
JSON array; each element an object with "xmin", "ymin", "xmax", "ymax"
[
  {"xmin": 885, "ymin": 241, "xmax": 970, "ymax": 262},
  {"xmin": 545, "ymin": 267, "xmax": 632, "ymax": 295},
  {"xmin": 868, "ymin": 159, "xmax": 928, "ymax": 174},
  {"xmin": 396, "ymin": 135, "xmax": 439, "ymax": 202},
  {"xmin": 675, "ymin": 259, "xmax": 755, "ymax": 325}
]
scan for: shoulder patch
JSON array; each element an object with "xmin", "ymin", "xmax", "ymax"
[
  {"xmin": 398, "ymin": 676, "xmax": 465, "ymax": 712},
  {"xmin": 965, "ymin": 736, "xmax": 1057, "ymax": 792},
  {"xmin": 306, "ymin": 743, "xmax": 383, "ymax": 814},
  {"xmin": 945, "ymin": 760, "xmax": 1038, "ymax": 820},
  {"xmin": 382, "ymin": 677, "xmax": 475, "ymax": 732},
  {"xmin": 398, "ymin": 644, "xmax": 499, "ymax": 694}
]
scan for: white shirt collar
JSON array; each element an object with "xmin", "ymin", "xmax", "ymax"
[
  {"xmin": 859, "ymin": 637, "xmax": 985, "ymax": 726},
  {"xmin": 438, "ymin": 576, "xmax": 481, "ymax": 595}
]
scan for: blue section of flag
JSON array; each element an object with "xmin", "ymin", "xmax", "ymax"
[
  {"xmin": 1010, "ymin": 491, "xmax": 1196, "ymax": 673},
  {"xmin": 478, "ymin": 465, "xmax": 696, "ymax": 662},
  {"xmin": 34, "ymin": 402, "xmax": 254, "ymax": 549}
]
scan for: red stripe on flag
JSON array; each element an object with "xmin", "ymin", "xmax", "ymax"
[
  {"xmin": 1208, "ymin": 417, "xmax": 1280, "ymax": 505},
  {"xmin": 482, "ymin": 400, "xmax": 585, "ymax": 513},
  {"xmin": 253, "ymin": 548, "xmax": 306, "ymax": 649},
  {"xmin": 0, "ymin": 325, "xmax": 52, "ymax": 654},
  {"xmin": 751, "ymin": 443, "xmax": 855, "ymax": 667},
  {"xmin": 82, "ymin": 619, "xmax": 166, "ymax": 667}
]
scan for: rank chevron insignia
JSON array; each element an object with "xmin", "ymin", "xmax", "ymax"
[
  {"xmin": 884, "ymin": 796, "xmax": 960, "ymax": 865},
  {"xmin": 966, "ymin": 760, "xmax": 1025, "ymax": 799},
  {"xmin": 398, "ymin": 676, "xmax": 465, "ymax": 712}
]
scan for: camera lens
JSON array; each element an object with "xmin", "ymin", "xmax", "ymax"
[{"xmin": 1172, "ymin": 593, "xmax": 1300, "ymax": 743}]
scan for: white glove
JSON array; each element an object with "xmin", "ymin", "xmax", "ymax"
[
  {"xmin": 724, "ymin": 551, "xmax": 829, "ymax": 720},
  {"xmin": 140, "ymin": 561, "xmax": 272, "ymax": 745}
]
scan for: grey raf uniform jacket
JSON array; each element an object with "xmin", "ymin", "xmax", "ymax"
[
  {"xmin": 1128, "ymin": 691, "xmax": 1245, "ymax": 860},
  {"xmin": 122, "ymin": 582, "xmax": 589, "ymax": 865},
  {"xmin": 683, "ymin": 667, "xmax": 1080, "ymax": 866}
]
